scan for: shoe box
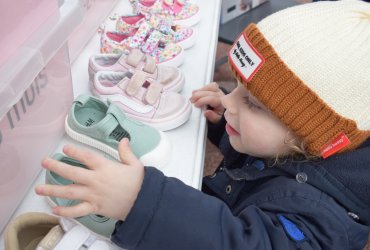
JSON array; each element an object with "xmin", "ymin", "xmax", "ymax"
[
  {"xmin": 67, "ymin": 0, "xmax": 119, "ymax": 62},
  {"xmin": 0, "ymin": 1, "xmax": 84, "ymax": 233},
  {"xmin": 220, "ymin": 0, "xmax": 269, "ymax": 24}
]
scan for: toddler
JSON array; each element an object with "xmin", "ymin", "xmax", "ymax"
[{"xmin": 36, "ymin": 1, "xmax": 370, "ymax": 249}]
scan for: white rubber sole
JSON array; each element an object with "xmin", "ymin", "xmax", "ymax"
[
  {"xmin": 65, "ymin": 116, "xmax": 171, "ymax": 169},
  {"xmin": 144, "ymin": 101, "xmax": 192, "ymax": 131},
  {"xmin": 177, "ymin": 27, "xmax": 198, "ymax": 50}
]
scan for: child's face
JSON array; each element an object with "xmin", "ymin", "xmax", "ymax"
[{"xmin": 222, "ymin": 84, "xmax": 296, "ymax": 158}]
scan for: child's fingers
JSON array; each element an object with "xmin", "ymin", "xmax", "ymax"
[
  {"xmin": 35, "ymin": 183, "xmax": 88, "ymax": 201},
  {"xmin": 118, "ymin": 138, "xmax": 141, "ymax": 166},
  {"xmin": 191, "ymin": 82, "xmax": 220, "ymax": 95},
  {"xmin": 41, "ymin": 157, "xmax": 92, "ymax": 184},
  {"xmin": 193, "ymin": 95, "xmax": 223, "ymax": 109},
  {"xmin": 204, "ymin": 110, "xmax": 222, "ymax": 124},
  {"xmin": 200, "ymin": 82, "xmax": 219, "ymax": 91},
  {"xmin": 190, "ymin": 90, "xmax": 219, "ymax": 103},
  {"xmin": 63, "ymin": 144, "xmax": 105, "ymax": 170},
  {"xmin": 52, "ymin": 201, "xmax": 95, "ymax": 218}
]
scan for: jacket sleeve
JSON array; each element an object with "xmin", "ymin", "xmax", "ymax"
[{"xmin": 111, "ymin": 168, "xmax": 305, "ymax": 250}]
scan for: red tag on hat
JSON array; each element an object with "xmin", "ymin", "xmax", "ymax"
[
  {"xmin": 320, "ymin": 132, "xmax": 351, "ymax": 159},
  {"xmin": 228, "ymin": 33, "xmax": 265, "ymax": 82}
]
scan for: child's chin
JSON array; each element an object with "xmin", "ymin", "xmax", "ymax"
[{"xmin": 229, "ymin": 138, "xmax": 245, "ymax": 153}]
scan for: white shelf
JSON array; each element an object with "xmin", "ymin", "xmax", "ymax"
[{"xmin": 0, "ymin": 0, "xmax": 221, "ymax": 247}]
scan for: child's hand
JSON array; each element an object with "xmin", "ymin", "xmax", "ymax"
[
  {"xmin": 190, "ymin": 82, "xmax": 225, "ymax": 123},
  {"xmin": 35, "ymin": 138, "xmax": 144, "ymax": 221}
]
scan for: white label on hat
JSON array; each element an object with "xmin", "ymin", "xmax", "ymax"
[{"xmin": 229, "ymin": 33, "xmax": 265, "ymax": 82}]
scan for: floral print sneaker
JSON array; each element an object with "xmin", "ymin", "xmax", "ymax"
[
  {"xmin": 116, "ymin": 13, "xmax": 196, "ymax": 50},
  {"xmin": 130, "ymin": 0, "xmax": 200, "ymax": 27},
  {"xmin": 100, "ymin": 21, "xmax": 185, "ymax": 67}
]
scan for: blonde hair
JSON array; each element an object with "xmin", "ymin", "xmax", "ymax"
[{"xmin": 267, "ymin": 133, "xmax": 318, "ymax": 167}]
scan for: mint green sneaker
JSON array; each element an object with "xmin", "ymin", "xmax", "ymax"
[
  {"xmin": 45, "ymin": 153, "xmax": 117, "ymax": 239},
  {"xmin": 65, "ymin": 94, "xmax": 171, "ymax": 169}
]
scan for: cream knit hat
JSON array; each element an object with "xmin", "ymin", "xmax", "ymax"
[{"xmin": 228, "ymin": 0, "xmax": 370, "ymax": 157}]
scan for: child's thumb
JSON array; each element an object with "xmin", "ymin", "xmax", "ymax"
[{"xmin": 118, "ymin": 138, "xmax": 139, "ymax": 165}]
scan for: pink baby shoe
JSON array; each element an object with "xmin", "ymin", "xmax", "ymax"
[
  {"xmin": 92, "ymin": 70, "xmax": 192, "ymax": 131},
  {"xmin": 89, "ymin": 49, "xmax": 185, "ymax": 93},
  {"xmin": 89, "ymin": 49, "xmax": 185, "ymax": 92},
  {"xmin": 130, "ymin": 0, "xmax": 201, "ymax": 27},
  {"xmin": 116, "ymin": 13, "xmax": 196, "ymax": 50},
  {"xmin": 100, "ymin": 21, "xmax": 185, "ymax": 67}
]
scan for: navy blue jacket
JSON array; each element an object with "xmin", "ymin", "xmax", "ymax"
[{"xmin": 111, "ymin": 117, "xmax": 370, "ymax": 249}]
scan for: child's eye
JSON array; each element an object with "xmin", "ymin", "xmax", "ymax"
[{"xmin": 243, "ymin": 96, "xmax": 261, "ymax": 110}]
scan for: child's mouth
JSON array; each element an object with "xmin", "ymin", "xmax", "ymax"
[{"xmin": 225, "ymin": 123, "xmax": 240, "ymax": 136}]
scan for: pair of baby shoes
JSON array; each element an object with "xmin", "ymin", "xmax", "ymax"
[
  {"xmin": 100, "ymin": 0, "xmax": 200, "ymax": 67},
  {"xmin": 89, "ymin": 49, "xmax": 192, "ymax": 132}
]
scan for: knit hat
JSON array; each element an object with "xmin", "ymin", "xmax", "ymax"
[{"xmin": 228, "ymin": 0, "xmax": 370, "ymax": 158}]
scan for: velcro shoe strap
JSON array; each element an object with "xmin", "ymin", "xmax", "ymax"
[
  {"xmin": 129, "ymin": 22, "xmax": 152, "ymax": 49},
  {"xmin": 126, "ymin": 48, "xmax": 145, "ymax": 67},
  {"xmin": 157, "ymin": 19, "xmax": 172, "ymax": 34},
  {"xmin": 126, "ymin": 70, "xmax": 147, "ymax": 96},
  {"xmin": 53, "ymin": 225, "xmax": 90, "ymax": 250},
  {"xmin": 145, "ymin": 82, "xmax": 163, "ymax": 105},
  {"xmin": 141, "ymin": 30, "xmax": 163, "ymax": 54},
  {"xmin": 143, "ymin": 54, "xmax": 156, "ymax": 73}
]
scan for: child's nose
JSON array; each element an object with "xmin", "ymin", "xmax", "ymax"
[{"xmin": 221, "ymin": 92, "xmax": 237, "ymax": 114}]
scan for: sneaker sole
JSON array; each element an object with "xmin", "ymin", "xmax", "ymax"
[
  {"xmin": 65, "ymin": 116, "xmax": 171, "ymax": 169},
  {"xmin": 141, "ymin": 100, "xmax": 192, "ymax": 131},
  {"xmin": 177, "ymin": 27, "xmax": 198, "ymax": 50}
]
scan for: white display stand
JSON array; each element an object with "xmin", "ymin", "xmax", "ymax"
[{"xmin": 0, "ymin": 0, "xmax": 221, "ymax": 247}]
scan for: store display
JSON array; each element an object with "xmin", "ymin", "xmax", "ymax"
[
  {"xmin": 100, "ymin": 22, "xmax": 185, "ymax": 67},
  {"xmin": 3, "ymin": 212, "xmax": 119, "ymax": 249},
  {"xmin": 129, "ymin": 0, "xmax": 201, "ymax": 27},
  {"xmin": 45, "ymin": 153, "xmax": 118, "ymax": 239},
  {"xmin": 116, "ymin": 13, "xmax": 196, "ymax": 49},
  {"xmin": 1, "ymin": 0, "xmax": 223, "ymax": 246},
  {"xmin": 65, "ymin": 95, "xmax": 171, "ymax": 169},
  {"xmin": 92, "ymin": 70, "xmax": 192, "ymax": 131},
  {"xmin": 89, "ymin": 49, "xmax": 185, "ymax": 92}
]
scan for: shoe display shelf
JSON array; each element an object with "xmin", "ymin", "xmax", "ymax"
[
  {"xmin": 0, "ymin": 0, "xmax": 84, "ymax": 240},
  {"xmin": 0, "ymin": 0, "xmax": 222, "ymax": 247},
  {"xmin": 67, "ymin": 0, "xmax": 119, "ymax": 62}
]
